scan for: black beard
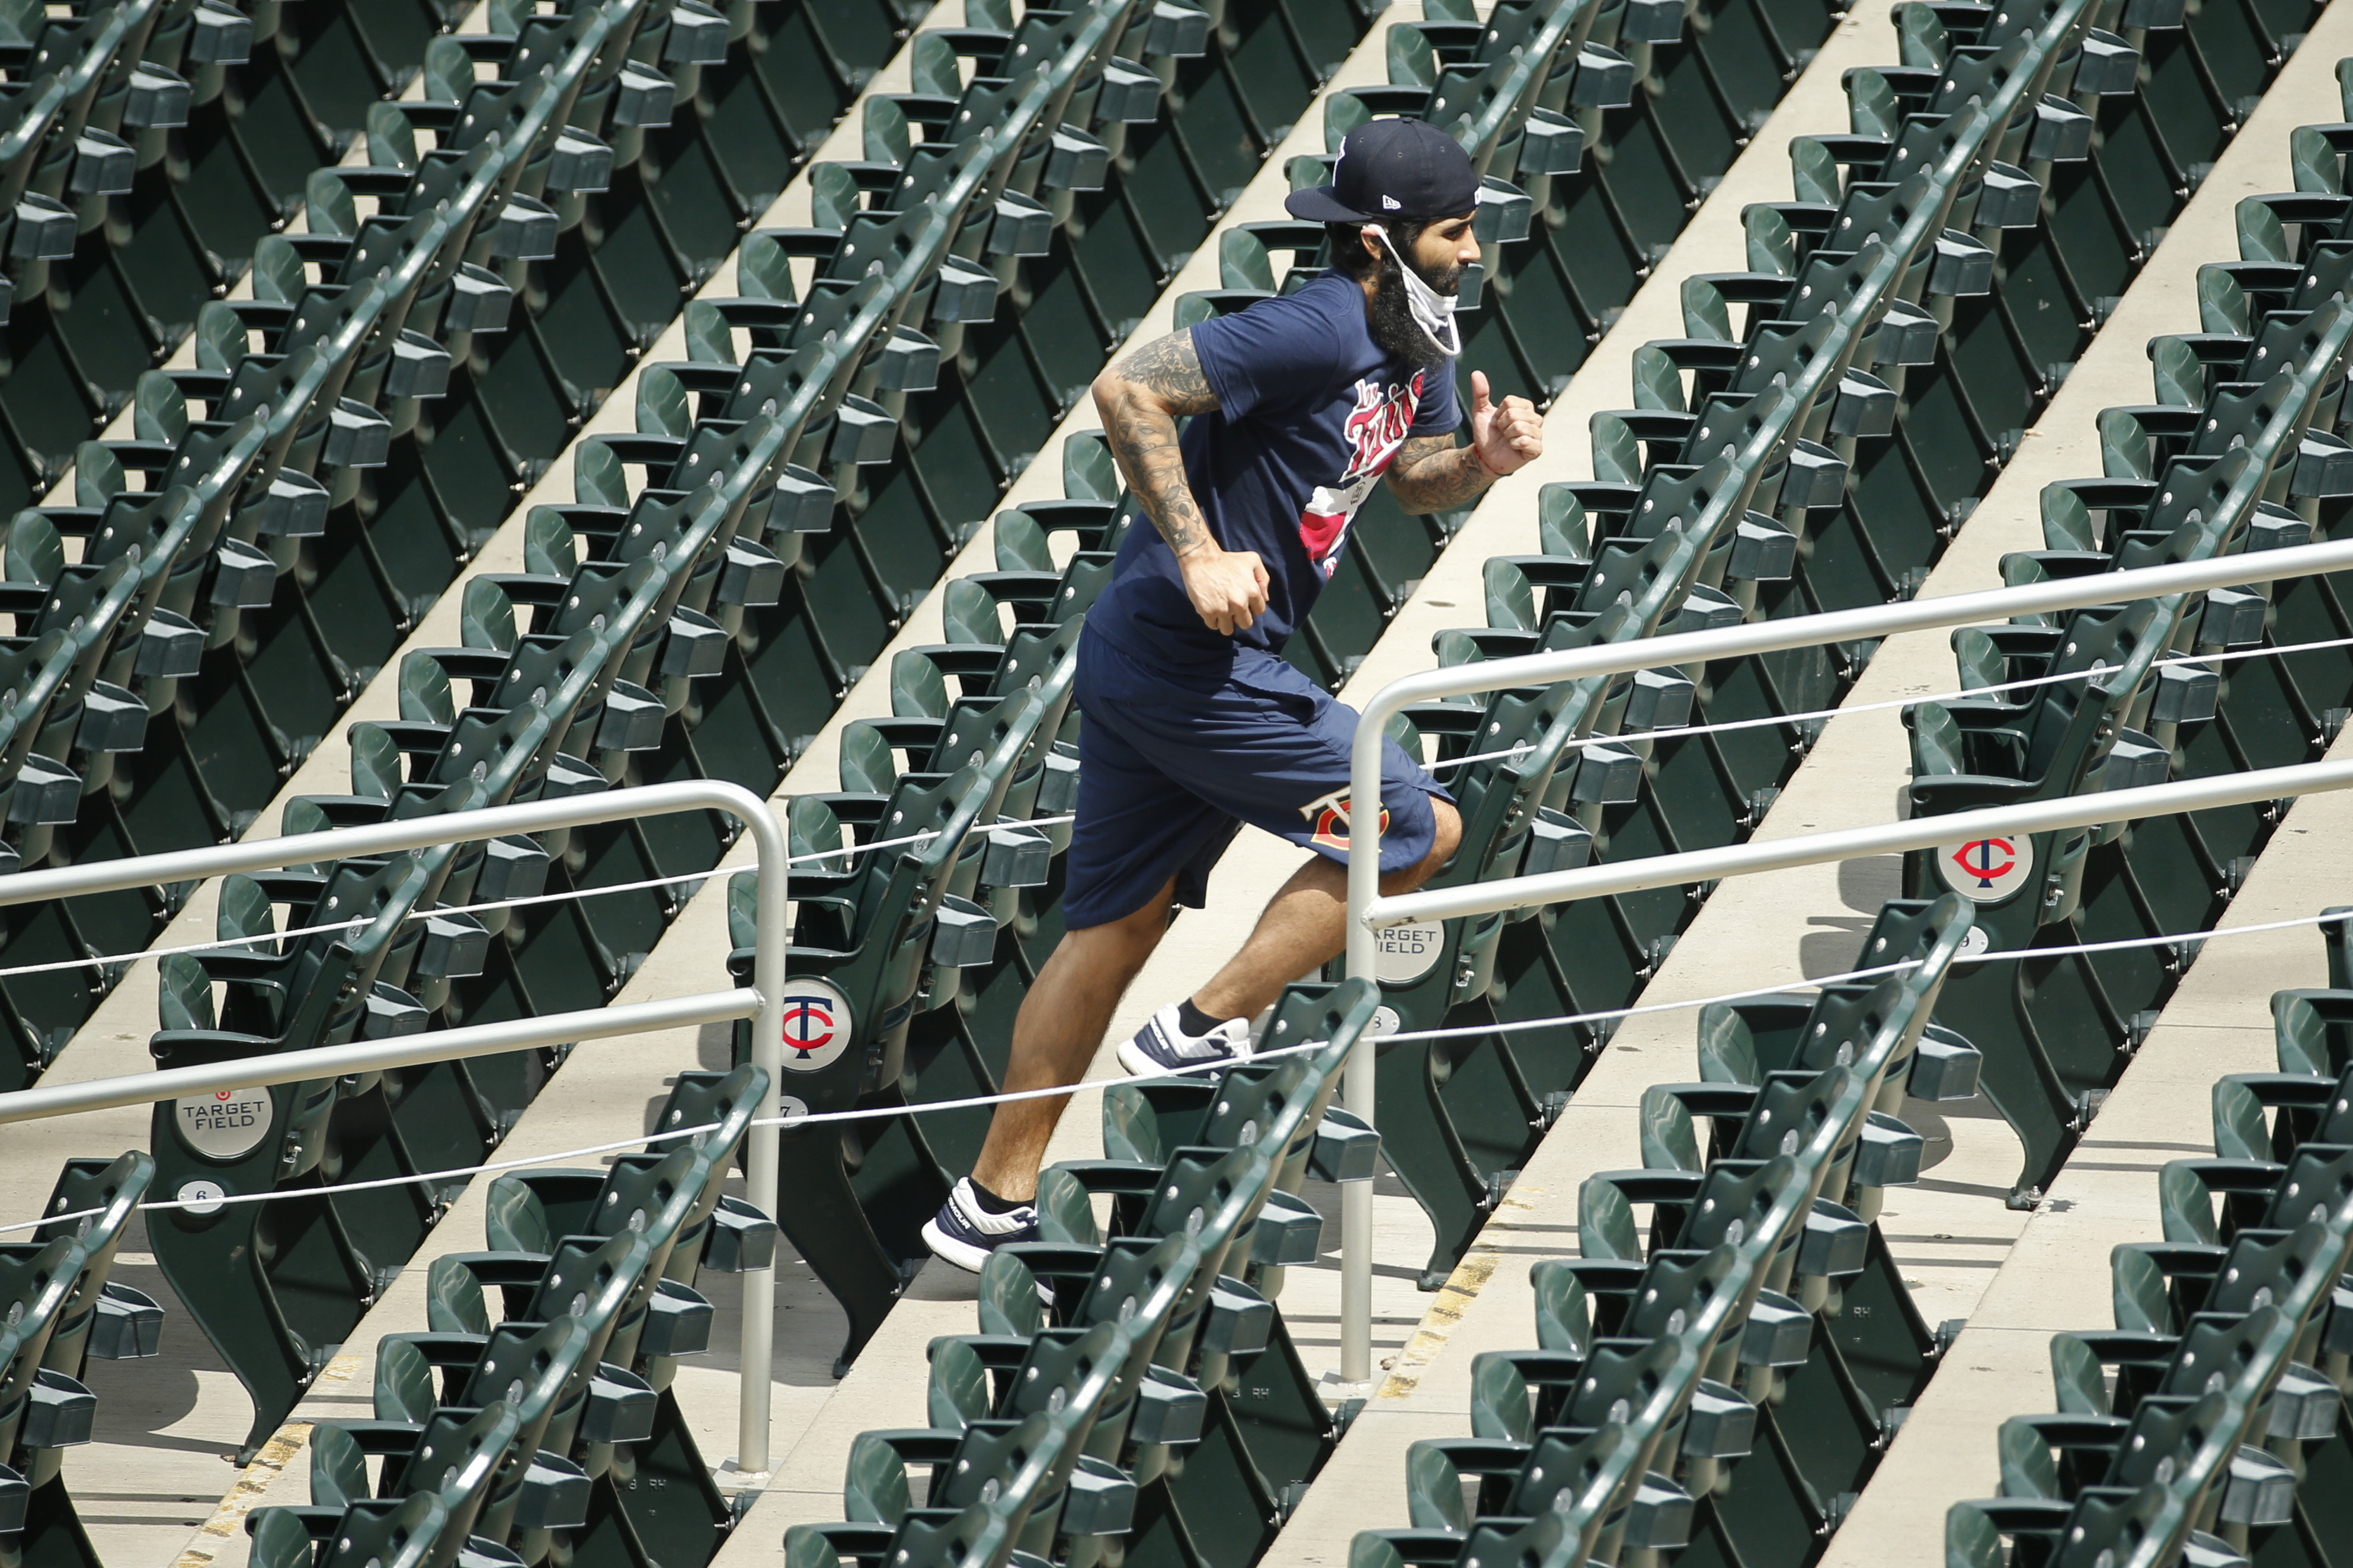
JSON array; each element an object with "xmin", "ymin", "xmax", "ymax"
[{"xmin": 1366, "ymin": 249, "xmax": 1461, "ymax": 370}]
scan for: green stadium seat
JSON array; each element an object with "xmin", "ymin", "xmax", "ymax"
[
  {"xmin": 1349, "ymin": 897, "xmax": 1972, "ymax": 1568},
  {"xmin": 1950, "ymin": 928, "xmax": 2353, "ymax": 1564},
  {"xmin": 1902, "ymin": 122, "xmax": 2353, "ymax": 1200},
  {"xmin": 783, "ymin": 980, "xmax": 1379, "ymax": 1568}
]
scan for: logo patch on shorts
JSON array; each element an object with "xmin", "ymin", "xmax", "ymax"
[{"xmin": 1298, "ymin": 788, "xmax": 1391, "ymax": 852}]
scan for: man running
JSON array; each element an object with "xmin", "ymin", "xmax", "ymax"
[{"xmin": 923, "ymin": 117, "xmax": 1544, "ymax": 1269}]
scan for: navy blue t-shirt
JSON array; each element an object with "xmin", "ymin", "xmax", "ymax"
[{"xmin": 1087, "ymin": 274, "xmax": 1461, "ymax": 667}]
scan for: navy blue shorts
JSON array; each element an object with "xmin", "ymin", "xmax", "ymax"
[{"xmin": 1061, "ymin": 626, "xmax": 1452, "ymax": 929}]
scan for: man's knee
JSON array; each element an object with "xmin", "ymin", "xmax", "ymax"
[{"xmin": 1379, "ymin": 797, "xmax": 1458, "ymax": 894}]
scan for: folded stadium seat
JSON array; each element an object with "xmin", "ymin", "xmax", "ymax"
[
  {"xmin": 248, "ymin": 1491, "xmax": 449, "ymax": 1568},
  {"xmin": 452, "ymin": 0, "xmax": 904, "ymax": 483},
  {"xmin": 1344, "ymin": 899, "xmax": 1971, "ymax": 1568},
  {"xmin": 372, "ymin": 1310, "xmax": 619, "ymax": 1568},
  {"xmin": 0, "ymin": 1154, "xmax": 160, "ymax": 1568},
  {"xmin": 1948, "ymin": 963, "xmax": 2353, "ymax": 1566},
  {"xmin": 9, "ymin": 0, "xmax": 554, "ymax": 512},
  {"xmin": 241, "ymin": 1067, "xmax": 767, "ymax": 1568},
  {"xmin": 0, "ymin": 0, "xmax": 225, "ymax": 514},
  {"xmin": 0, "ymin": 1221, "xmax": 133, "ymax": 1568},
  {"xmin": 781, "ymin": 982, "xmax": 1376, "ymax": 1568},
  {"xmin": 255, "ymin": 1401, "xmax": 526, "ymax": 1568},
  {"xmin": 145, "ymin": 842, "xmax": 501, "ymax": 1454},
  {"xmin": 101, "ymin": 0, "xmax": 471, "ymax": 374},
  {"xmin": 1903, "ymin": 178, "xmax": 2353, "ymax": 1201}
]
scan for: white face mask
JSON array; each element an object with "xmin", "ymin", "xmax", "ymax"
[{"xmin": 1365, "ymin": 222, "xmax": 1462, "ymax": 359}]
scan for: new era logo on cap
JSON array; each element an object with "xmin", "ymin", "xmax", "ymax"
[{"xmin": 1283, "ymin": 117, "xmax": 1480, "ymax": 226}]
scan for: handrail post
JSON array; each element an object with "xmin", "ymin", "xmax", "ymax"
[
  {"xmin": 1342, "ymin": 695, "xmax": 1407, "ymax": 1387},
  {"xmin": 737, "ymin": 800, "xmax": 789, "ymax": 1478}
]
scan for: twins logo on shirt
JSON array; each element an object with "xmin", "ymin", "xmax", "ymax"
[
  {"xmin": 1298, "ymin": 787, "xmax": 1391, "ymax": 852},
  {"xmin": 1298, "ymin": 373, "xmax": 1426, "ymax": 579}
]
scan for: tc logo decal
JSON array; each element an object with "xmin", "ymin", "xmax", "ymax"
[
  {"xmin": 1952, "ymin": 838, "xmax": 2015, "ymax": 886},
  {"xmin": 782, "ymin": 998, "xmax": 835, "ymax": 1056},
  {"xmin": 1936, "ymin": 833, "xmax": 2034, "ymax": 903},
  {"xmin": 776, "ymin": 979, "xmax": 855, "ymax": 1072}
]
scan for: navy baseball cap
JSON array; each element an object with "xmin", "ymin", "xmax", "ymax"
[{"xmin": 1285, "ymin": 117, "xmax": 1480, "ymax": 223}]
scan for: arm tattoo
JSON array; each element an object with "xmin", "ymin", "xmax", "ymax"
[
  {"xmin": 1385, "ymin": 434, "xmax": 1496, "ymax": 514},
  {"xmin": 1096, "ymin": 330, "xmax": 1222, "ymax": 560}
]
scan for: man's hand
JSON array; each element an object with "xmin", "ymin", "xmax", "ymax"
[
  {"xmin": 1469, "ymin": 370, "xmax": 1543, "ymax": 476},
  {"xmin": 1179, "ymin": 546, "xmax": 1271, "ymax": 636}
]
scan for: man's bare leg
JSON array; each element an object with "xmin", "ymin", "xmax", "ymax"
[
  {"xmin": 968, "ymin": 875, "xmax": 1179, "ymax": 1203},
  {"xmin": 1190, "ymin": 798, "xmax": 1461, "ymax": 1024}
]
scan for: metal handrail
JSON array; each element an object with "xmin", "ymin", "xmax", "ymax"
[
  {"xmin": 1379, "ymin": 753, "xmax": 2353, "ymax": 922},
  {"xmin": 0, "ymin": 779, "xmax": 792, "ymax": 1472},
  {"xmin": 1334, "ymin": 533, "xmax": 2353, "ymax": 1380}
]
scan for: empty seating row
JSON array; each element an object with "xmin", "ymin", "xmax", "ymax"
[
  {"xmin": 6, "ymin": 0, "xmax": 892, "ymax": 508},
  {"xmin": 233, "ymin": 1064, "xmax": 776, "ymax": 1568},
  {"xmin": 0, "ymin": 0, "xmax": 914, "ymax": 1078},
  {"xmin": 1901, "ymin": 72, "xmax": 2353, "ymax": 1203},
  {"xmin": 138, "ymin": 0, "xmax": 1170, "ymax": 1456},
  {"xmin": 780, "ymin": 980, "xmax": 1382, "ymax": 1568},
  {"xmin": 1328, "ymin": 0, "xmax": 2320, "ymax": 1285},
  {"xmin": 1950, "ymin": 917, "xmax": 2353, "ymax": 1565},
  {"xmin": 1347, "ymin": 895, "xmax": 1973, "ymax": 1567}
]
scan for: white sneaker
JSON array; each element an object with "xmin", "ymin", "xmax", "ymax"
[
  {"xmin": 921, "ymin": 1178, "xmax": 1040, "ymax": 1272},
  {"xmin": 1116, "ymin": 1002, "xmax": 1253, "ymax": 1078}
]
